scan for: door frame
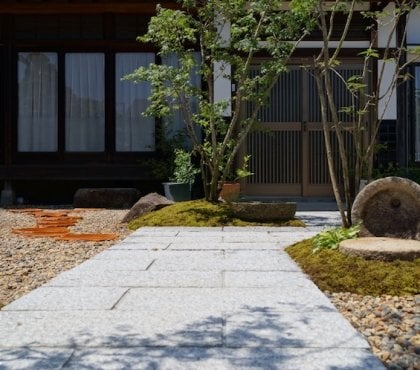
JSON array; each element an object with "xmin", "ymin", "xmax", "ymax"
[{"xmin": 241, "ymin": 59, "xmax": 364, "ymax": 197}]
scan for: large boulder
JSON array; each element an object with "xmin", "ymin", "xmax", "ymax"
[
  {"xmin": 73, "ymin": 188, "xmax": 141, "ymax": 209},
  {"xmin": 122, "ymin": 192, "xmax": 174, "ymax": 223},
  {"xmin": 352, "ymin": 177, "xmax": 420, "ymax": 240}
]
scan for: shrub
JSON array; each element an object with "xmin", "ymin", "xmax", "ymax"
[{"xmin": 312, "ymin": 224, "xmax": 360, "ymax": 253}]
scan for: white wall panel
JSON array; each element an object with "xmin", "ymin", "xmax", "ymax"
[
  {"xmin": 378, "ymin": 59, "xmax": 397, "ymax": 120},
  {"xmin": 214, "ymin": 61, "xmax": 232, "ymax": 117},
  {"xmin": 214, "ymin": 15, "xmax": 231, "ymax": 117},
  {"xmin": 407, "ymin": 7, "xmax": 420, "ymax": 45}
]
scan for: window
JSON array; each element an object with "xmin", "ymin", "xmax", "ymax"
[
  {"xmin": 18, "ymin": 52, "xmax": 58, "ymax": 152},
  {"xmin": 17, "ymin": 51, "xmax": 158, "ymax": 155},
  {"xmin": 65, "ymin": 53, "xmax": 105, "ymax": 152},
  {"xmin": 414, "ymin": 66, "xmax": 420, "ymax": 162},
  {"xmin": 115, "ymin": 53, "xmax": 155, "ymax": 152}
]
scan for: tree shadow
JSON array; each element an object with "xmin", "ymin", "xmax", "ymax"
[
  {"xmin": 297, "ymin": 213, "xmax": 341, "ymax": 227},
  {"xmin": 0, "ymin": 303, "xmax": 384, "ymax": 370}
]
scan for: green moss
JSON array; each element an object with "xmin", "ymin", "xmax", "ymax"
[
  {"xmin": 286, "ymin": 239, "xmax": 420, "ymax": 296},
  {"xmin": 129, "ymin": 199, "xmax": 305, "ymax": 229}
]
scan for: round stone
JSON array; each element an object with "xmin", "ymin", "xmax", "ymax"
[
  {"xmin": 352, "ymin": 177, "xmax": 420, "ymax": 240},
  {"xmin": 339, "ymin": 237, "xmax": 420, "ymax": 261}
]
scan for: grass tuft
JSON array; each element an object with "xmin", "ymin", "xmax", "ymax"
[
  {"xmin": 129, "ymin": 199, "xmax": 305, "ymax": 229},
  {"xmin": 286, "ymin": 239, "xmax": 420, "ymax": 296}
]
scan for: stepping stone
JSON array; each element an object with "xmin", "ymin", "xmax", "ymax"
[{"xmin": 339, "ymin": 237, "xmax": 420, "ymax": 261}]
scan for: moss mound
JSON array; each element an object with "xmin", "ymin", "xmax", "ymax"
[
  {"xmin": 286, "ymin": 239, "xmax": 420, "ymax": 296},
  {"xmin": 129, "ymin": 199, "xmax": 305, "ymax": 229}
]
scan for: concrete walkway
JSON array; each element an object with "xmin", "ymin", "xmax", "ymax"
[{"xmin": 0, "ymin": 212, "xmax": 385, "ymax": 369}]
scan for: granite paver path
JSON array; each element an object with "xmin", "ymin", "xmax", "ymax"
[{"xmin": 0, "ymin": 214, "xmax": 385, "ymax": 369}]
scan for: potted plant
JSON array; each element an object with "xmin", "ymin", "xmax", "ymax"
[
  {"xmin": 219, "ymin": 155, "xmax": 253, "ymax": 203},
  {"xmin": 163, "ymin": 149, "xmax": 199, "ymax": 202}
]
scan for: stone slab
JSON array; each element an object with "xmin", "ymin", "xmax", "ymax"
[
  {"xmin": 149, "ymin": 254, "xmax": 224, "ymax": 271},
  {"xmin": 266, "ymin": 231, "xmax": 317, "ymax": 238},
  {"xmin": 339, "ymin": 237, "xmax": 420, "ymax": 261},
  {"xmin": 222, "ymin": 226, "xmax": 282, "ymax": 232},
  {"xmin": 0, "ymin": 348, "xmax": 74, "ymax": 370},
  {"xmin": 223, "ymin": 251, "xmax": 301, "ymax": 271},
  {"xmin": 167, "ymin": 242, "xmax": 282, "ymax": 250},
  {"xmin": 110, "ymin": 241, "xmax": 170, "ymax": 250},
  {"xmin": 224, "ymin": 271, "xmax": 317, "ymax": 289},
  {"xmin": 148, "ymin": 227, "xmax": 223, "ymax": 232},
  {"xmin": 124, "ymin": 236, "xmax": 224, "ymax": 244},
  {"xmin": 149, "ymin": 250, "xmax": 299, "ymax": 271},
  {"xmin": 93, "ymin": 250, "xmax": 223, "ymax": 261},
  {"xmin": 62, "ymin": 347, "xmax": 385, "ymax": 370},
  {"xmin": 92, "ymin": 250, "xmax": 162, "ymax": 260},
  {"xmin": 128, "ymin": 229, "xmax": 180, "ymax": 236},
  {"xmin": 2, "ymin": 287, "xmax": 127, "ymax": 311},
  {"xmin": 267, "ymin": 227, "xmax": 313, "ymax": 233},
  {"xmin": 46, "ymin": 270, "xmax": 222, "ymax": 288},
  {"xmin": 222, "ymin": 234, "xmax": 284, "ymax": 243},
  {"xmin": 295, "ymin": 211, "xmax": 341, "ymax": 227},
  {"xmin": 116, "ymin": 288, "xmax": 335, "ymax": 312},
  {"xmin": 0, "ymin": 310, "xmax": 223, "ymax": 348},
  {"xmin": 71, "ymin": 258, "xmax": 154, "ymax": 272},
  {"xmin": 229, "ymin": 201, "xmax": 296, "ymax": 221},
  {"xmin": 225, "ymin": 310, "xmax": 369, "ymax": 348}
]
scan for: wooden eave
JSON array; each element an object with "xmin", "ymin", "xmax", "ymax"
[
  {"xmin": 0, "ymin": 0, "xmax": 394, "ymax": 15},
  {"xmin": 0, "ymin": 1, "xmax": 180, "ymax": 14}
]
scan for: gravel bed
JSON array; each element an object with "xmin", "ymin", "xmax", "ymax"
[
  {"xmin": 0, "ymin": 209, "xmax": 418, "ymax": 369},
  {"xmin": 328, "ymin": 292, "xmax": 419, "ymax": 370},
  {"xmin": 0, "ymin": 207, "xmax": 131, "ymax": 307}
]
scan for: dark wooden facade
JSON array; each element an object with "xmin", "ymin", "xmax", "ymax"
[
  {"xmin": 0, "ymin": 1, "xmax": 181, "ymax": 201},
  {"xmin": 0, "ymin": 1, "xmax": 417, "ymax": 202}
]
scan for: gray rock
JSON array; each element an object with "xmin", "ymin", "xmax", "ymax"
[
  {"xmin": 352, "ymin": 177, "xmax": 420, "ymax": 240},
  {"xmin": 339, "ymin": 237, "xmax": 420, "ymax": 261},
  {"xmin": 73, "ymin": 188, "xmax": 141, "ymax": 209},
  {"xmin": 122, "ymin": 192, "xmax": 174, "ymax": 223},
  {"xmin": 230, "ymin": 201, "xmax": 297, "ymax": 221}
]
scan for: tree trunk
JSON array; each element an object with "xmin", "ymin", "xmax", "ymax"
[{"xmin": 314, "ymin": 69, "xmax": 350, "ymax": 228}]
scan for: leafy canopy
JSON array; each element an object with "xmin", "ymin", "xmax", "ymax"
[{"xmin": 125, "ymin": 0, "xmax": 315, "ymax": 200}]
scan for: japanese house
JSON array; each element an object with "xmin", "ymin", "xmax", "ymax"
[{"xmin": 0, "ymin": 1, "xmax": 419, "ymax": 203}]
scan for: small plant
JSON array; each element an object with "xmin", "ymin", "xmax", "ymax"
[
  {"xmin": 313, "ymin": 224, "xmax": 360, "ymax": 253},
  {"xmin": 171, "ymin": 149, "xmax": 199, "ymax": 185},
  {"xmin": 223, "ymin": 155, "xmax": 254, "ymax": 183},
  {"xmin": 234, "ymin": 155, "xmax": 254, "ymax": 181}
]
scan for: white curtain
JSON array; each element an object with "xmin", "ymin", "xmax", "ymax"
[
  {"xmin": 415, "ymin": 68, "xmax": 420, "ymax": 162},
  {"xmin": 18, "ymin": 52, "xmax": 58, "ymax": 152},
  {"xmin": 161, "ymin": 53, "xmax": 201, "ymax": 144},
  {"xmin": 65, "ymin": 53, "xmax": 105, "ymax": 152},
  {"xmin": 115, "ymin": 53, "xmax": 155, "ymax": 151}
]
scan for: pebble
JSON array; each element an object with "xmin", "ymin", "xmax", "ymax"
[
  {"xmin": 329, "ymin": 291, "xmax": 419, "ymax": 370},
  {"xmin": 0, "ymin": 208, "xmax": 130, "ymax": 307}
]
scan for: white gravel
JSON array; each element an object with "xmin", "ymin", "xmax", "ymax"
[{"xmin": 0, "ymin": 207, "xmax": 130, "ymax": 307}]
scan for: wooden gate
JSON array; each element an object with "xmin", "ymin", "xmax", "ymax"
[{"xmin": 243, "ymin": 64, "xmax": 361, "ymax": 197}]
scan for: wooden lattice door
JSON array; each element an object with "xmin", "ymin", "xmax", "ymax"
[{"xmin": 243, "ymin": 64, "xmax": 361, "ymax": 197}]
